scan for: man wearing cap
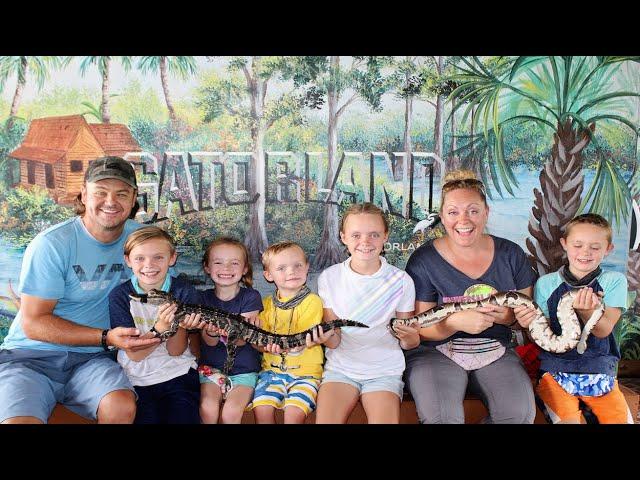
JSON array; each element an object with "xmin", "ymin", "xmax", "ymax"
[{"xmin": 0, "ymin": 156, "xmax": 161, "ymax": 424}]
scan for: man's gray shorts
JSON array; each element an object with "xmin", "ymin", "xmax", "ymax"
[{"xmin": 0, "ymin": 348, "xmax": 134, "ymax": 423}]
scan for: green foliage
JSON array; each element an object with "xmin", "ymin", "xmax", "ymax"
[
  {"xmin": 614, "ymin": 295, "xmax": 640, "ymax": 360},
  {"xmin": 0, "ymin": 118, "xmax": 26, "ymax": 189},
  {"xmin": 0, "ymin": 56, "xmax": 65, "ymax": 92},
  {"xmin": 265, "ymin": 202, "xmax": 323, "ymax": 253},
  {"xmin": 450, "ymin": 56, "xmax": 640, "ymax": 205},
  {"xmin": 264, "ymin": 117, "xmax": 321, "ymax": 152},
  {"xmin": 128, "ymin": 118, "xmax": 184, "ymax": 152},
  {"xmin": 111, "ymin": 79, "xmax": 166, "ymax": 124},
  {"xmin": 196, "ymin": 69, "xmax": 247, "ymax": 124},
  {"xmin": 137, "ymin": 56, "xmax": 197, "ymax": 80},
  {"xmin": 0, "ymin": 186, "xmax": 72, "ymax": 247},
  {"xmin": 160, "ymin": 204, "xmax": 248, "ymax": 256},
  {"xmin": 21, "ymin": 86, "xmax": 98, "ymax": 119}
]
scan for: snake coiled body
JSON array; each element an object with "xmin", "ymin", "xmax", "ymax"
[{"xmin": 389, "ymin": 290, "xmax": 604, "ymax": 354}]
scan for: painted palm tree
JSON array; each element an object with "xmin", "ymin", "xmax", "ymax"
[
  {"xmin": 79, "ymin": 56, "xmax": 132, "ymax": 123},
  {"xmin": 451, "ymin": 56, "xmax": 640, "ymax": 275},
  {"xmin": 137, "ymin": 56, "xmax": 197, "ymax": 125},
  {"xmin": 0, "ymin": 56, "xmax": 64, "ymax": 129}
]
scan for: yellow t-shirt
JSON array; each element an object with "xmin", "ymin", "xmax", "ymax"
[{"xmin": 259, "ymin": 292, "xmax": 324, "ymax": 379}]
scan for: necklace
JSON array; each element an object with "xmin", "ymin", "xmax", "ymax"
[
  {"xmin": 269, "ymin": 286, "xmax": 310, "ymax": 371},
  {"xmin": 270, "ymin": 302, "xmax": 299, "ymax": 372}
]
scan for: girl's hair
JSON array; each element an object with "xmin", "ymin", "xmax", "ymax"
[
  {"xmin": 339, "ymin": 202, "xmax": 389, "ymax": 233},
  {"xmin": 440, "ymin": 169, "xmax": 487, "ymax": 211},
  {"xmin": 202, "ymin": 237, "xmax": 253, "ymax": 288},
  {"xmin": 261, "ymin": 241, "xmax": 307, "ymax": 271},
  {"xmin": 124, "ymin": 226, "xmax": 176, "ymax": 256},
  {"xmin": 563, "ymin": 213, "xmax": 612, "ymax": 243}
]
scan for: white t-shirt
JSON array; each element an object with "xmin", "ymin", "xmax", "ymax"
[
  {"xmin": 317, "ymin": 256, "xmax": 415, "ymax": 380},
  {"xmin": 116, "ymin": 299, "xmax": 197, "ymax": 387}
]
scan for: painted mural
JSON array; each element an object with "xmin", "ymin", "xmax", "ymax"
[{"xmin": 1, "ymin": 56, "xmax": 640, "ymax": 360}]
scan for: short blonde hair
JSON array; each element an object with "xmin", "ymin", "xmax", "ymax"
[
  {"xmin": 440, "ymin": 169, "xmax": 487, "ymax": 211},
  {"xmin": 564, "ymin": 213, "xmax": 612, "ymax": 244},
  {"xmin": 340, "ymin": 202, "xmax": 389, "ymax": 234},
  {"xmin": 261, "ymin": 241, "xmax": 308, "ymax": 270},
  {"xmin": 202, "ymin": 237, "xmax": 254, "ymax": 288},
  {"xmin": 124, "ymin": 226, "xmax": 176, "ymax": 256}
]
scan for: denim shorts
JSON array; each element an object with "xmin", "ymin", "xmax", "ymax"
[
  {"xmin": 0, "ymin": 348, "xmax": 134, "ymax": 423},
  {"xmin": 321, "ymin": 369, "xmax": 405, "ymax": 399}
]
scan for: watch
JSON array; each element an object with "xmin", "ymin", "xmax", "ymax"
[
  {"xmin": 101, "ymin": 329, "xmax": 116, "ymax": 351},
  {"xmin": 150, "ymin": 325, "xmax": 176, "ymax": 341}
]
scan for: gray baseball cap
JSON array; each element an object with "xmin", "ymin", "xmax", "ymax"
[{"xmin": 84, "ymin": 156, "xmax": 137, "ymax": 189}]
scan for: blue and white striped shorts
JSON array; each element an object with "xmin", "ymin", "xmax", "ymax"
[{"xmin": 251, "ymin": 370, "xmax": 320, "ymax": 416}]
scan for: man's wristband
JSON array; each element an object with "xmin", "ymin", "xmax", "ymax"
[{"xmin": 101, "ymin": 329, "xmax": 115, "ymax": 351}]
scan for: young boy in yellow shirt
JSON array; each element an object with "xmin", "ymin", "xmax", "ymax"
[{"xmin": 251, "ymin": 241, "xmax": 332, "ymax": 424}]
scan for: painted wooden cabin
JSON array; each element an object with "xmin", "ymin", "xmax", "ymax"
[{"xmin": 9, "ymin": 115, "xmax": 141, "ymax": 204}]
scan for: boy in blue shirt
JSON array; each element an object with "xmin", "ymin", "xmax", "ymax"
[
  {"xmin": 515, "ymin": 213, "xmax": 632, "ymax": 423},
  {"xmin": 109, "ymin": 226, "xmax": 203, "ymax": 423}
]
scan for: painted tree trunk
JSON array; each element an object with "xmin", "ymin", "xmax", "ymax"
[
  {"xmin": 627, "ymin": 114, "xmax": 640, "ymax": 313},
  {"xmin": 449, "ymin": 97, "xmax": 461, "ymax": 170},
  {"xmin": 313, "ymin": 57, "xmax": 346, "ymax": 270},
  {"xmin": 101, "ymin": 57, "xmax": 111, "ymax": 124},
  {"xmin": 160, "ymin": 56, "xmax": 177, "ymax": 124},
  {"xmin": 402, "ymin": 93, "xmax": 413, "ymax": 218},
  {"xmin": 526, "ymin": 120, "xmax": 592, "ymax": 275},
  {"xmin": 7, "ymin": 57, "xmax": 27, "ymax": 131},
  {"xmin": 627, "ymin": 250, "xmax": 640, "ymax": 316},
  {"xmin": 434, "ymin": 56, "xmax": 445, "ymax": 175},
  {"xmin": 244, "ymin": 72, "xmax": 269, "ymax": 262}
]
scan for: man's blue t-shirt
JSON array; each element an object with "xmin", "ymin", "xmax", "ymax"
[
  {"xmin": 198, "ymin": 287, "xmax": 263, "ymax": 375},
  {"xmin": 2, "ymin": 217, "xmax": 141, "ymax": 353},
  {"xmin": 405, "ymin": 235, "xmax": 538, "ymax": 346},
  {"xmin": 535, "ymin": 269, "xmax": 627, "ymax": 376}
]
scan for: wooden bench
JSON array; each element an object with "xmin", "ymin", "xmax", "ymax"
[{"xmin": 48, "ymin": 384, "xmax": 639, "ymax": 424}]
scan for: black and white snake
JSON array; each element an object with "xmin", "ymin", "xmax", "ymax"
[{"xmin": 389, "ymin": 290, "xmax": 604, "ymax": 354}]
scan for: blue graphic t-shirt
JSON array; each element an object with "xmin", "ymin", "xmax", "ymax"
[{"xmin": 2, "ymin": 216, "xmax": 141, "ymax": 353}]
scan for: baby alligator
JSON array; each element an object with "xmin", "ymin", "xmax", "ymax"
[
  {"xmin": 129, "ymin": 289, "xmax": 368, "ymax": 376},
  {"xmin": 389, "ymin": 290, "xmax": 604, "ymax": 354}
]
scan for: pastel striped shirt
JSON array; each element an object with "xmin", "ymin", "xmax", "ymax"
[{"xmin": 317, "ymin": 257, "xmax": 415, "ymax": 379}]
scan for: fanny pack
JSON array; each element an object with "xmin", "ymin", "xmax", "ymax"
[{"xmin": 436, "ymin": 338, "xmax": 506, "ymax": 371}]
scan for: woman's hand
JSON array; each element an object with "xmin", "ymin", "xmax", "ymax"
[
  {"xmin": 446, "ymin": 309, "xmax": 494, "ymax": 335},
  {"xmin": 475, "ymin": 304, "xmax": 514, "ymax": 326}
]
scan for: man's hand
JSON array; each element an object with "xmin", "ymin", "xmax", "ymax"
[{"xmin": 107, "ymin": 327, "xmax": 161, "ymax": 351}]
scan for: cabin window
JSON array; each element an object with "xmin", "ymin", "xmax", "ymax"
[
  {"xmin": 45, "ymin": 164, "xmax": 54, "ymax": 189},
  {"xmin": 27, "ymin": 162, "xmax": 36, "ymax": 184},
  {"xmin": 70, "ymin": 160, "xmax": 83, "ymax": 172}
]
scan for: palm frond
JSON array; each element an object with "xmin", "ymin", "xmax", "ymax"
[{"xmin": 579, "ymin": 151, "xmax": 632, "ymax": 229}]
